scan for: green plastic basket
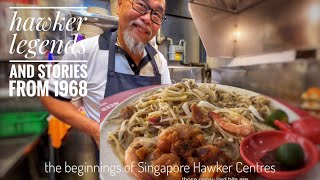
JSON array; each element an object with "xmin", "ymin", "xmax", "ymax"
[{"xmin": 0, "ymin": 111, "xmax": 49, "ymax": 138}]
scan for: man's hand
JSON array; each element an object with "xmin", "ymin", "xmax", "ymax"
[{"xmin": 40, "ymin": 96, "xmax": 101, "ymax": 148}]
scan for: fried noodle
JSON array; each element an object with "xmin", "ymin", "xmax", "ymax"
[{"xmin": 108, "ymin": 79, "xmax": 274, "ymax": 161}]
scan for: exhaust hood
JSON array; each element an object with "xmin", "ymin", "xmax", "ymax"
[
  {"xmin": 189, "ymin": 0, "xmax": 320, "ymax": 60},
  {"xmin": 190, "ymin": 0, "xmax": 263, "ymax": 14}
]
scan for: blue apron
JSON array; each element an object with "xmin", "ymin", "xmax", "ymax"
[{"xmin": 104, "ymin": 30, "xmax": 161, "ymax": 98}]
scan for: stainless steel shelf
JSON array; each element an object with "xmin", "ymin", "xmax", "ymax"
[
  {"xmin": 1, "ymin": 10, "xmax": 118, "ymax": 61},
  {"xmin": 69, "ymin": 10, "xmax": 118, "ymax": 26}
]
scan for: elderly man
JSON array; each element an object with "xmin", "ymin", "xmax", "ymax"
[{"xmin": 41, "ymin": 0, "xmax": 170, "ymax": 152}]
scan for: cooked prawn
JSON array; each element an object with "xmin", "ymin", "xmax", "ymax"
[
  {"xmin": 197, "ymin": 145, "xmax": 220, "ymax": 163},
  {"xmin": 209, "ymin": 112, "xmax": 255, "ymax": 136},
  {"xmin": 157, "ymin": 124, "xmax": 205, "ymax": 153},
  {"xmin": 125, "ymin": 137, "xmax": 155, "ymax": 180},
  {"xmin": 152, "ymin": 153, "xmax": 182, "ymax": 180},
  {"xmin": 157, "ymin": 129, "xmax": 179, "ymax": 153},
  {"xmin": 200, "ymin": 165, "xmax": 224, "ymax": 178}
]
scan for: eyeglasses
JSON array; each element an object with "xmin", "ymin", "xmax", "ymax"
[{"xmin": 132, "ymin": 0, "xmax": 166, "ymax": 25}]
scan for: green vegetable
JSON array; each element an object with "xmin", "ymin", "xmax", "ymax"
[
  {"xmin": 266, "ymin": 109, "xmax": 289, "ymax": 128},
  {"xmin": 275, "ymin": 143, "xmax": 305, "ymax": 170}
]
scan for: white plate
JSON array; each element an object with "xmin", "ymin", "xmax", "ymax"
[{"xmin": 100, "ymin": 84, "xmax": 304, "ymax": 180}]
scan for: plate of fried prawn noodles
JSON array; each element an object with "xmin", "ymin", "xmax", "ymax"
[{"xmin": 100, "ymin": 79, "xmax": 300, "ymax": 180}]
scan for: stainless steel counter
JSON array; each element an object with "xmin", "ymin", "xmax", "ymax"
[
  {"xmin": 168, "ymin": 66, "xmax": 204, "ymax": 83},
  {"xmin": 210, "ymin": 59, "xmax": 320, "ymax": 106},
  {"xmin": 0, "ymin": 135, "xmax": 40, "ymax": 178}
]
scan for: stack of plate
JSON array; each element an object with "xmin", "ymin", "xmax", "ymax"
[
  {"xmin": 79, "ymin": 23, "xmax": 104, "ymax": 38},
  {"xmin": 87, "ymin": 6, "xmax": 109, "ymax": 16},
  {"xmin": 301, "ymin": 87, "xmax": 320, "ymax": 118}
]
